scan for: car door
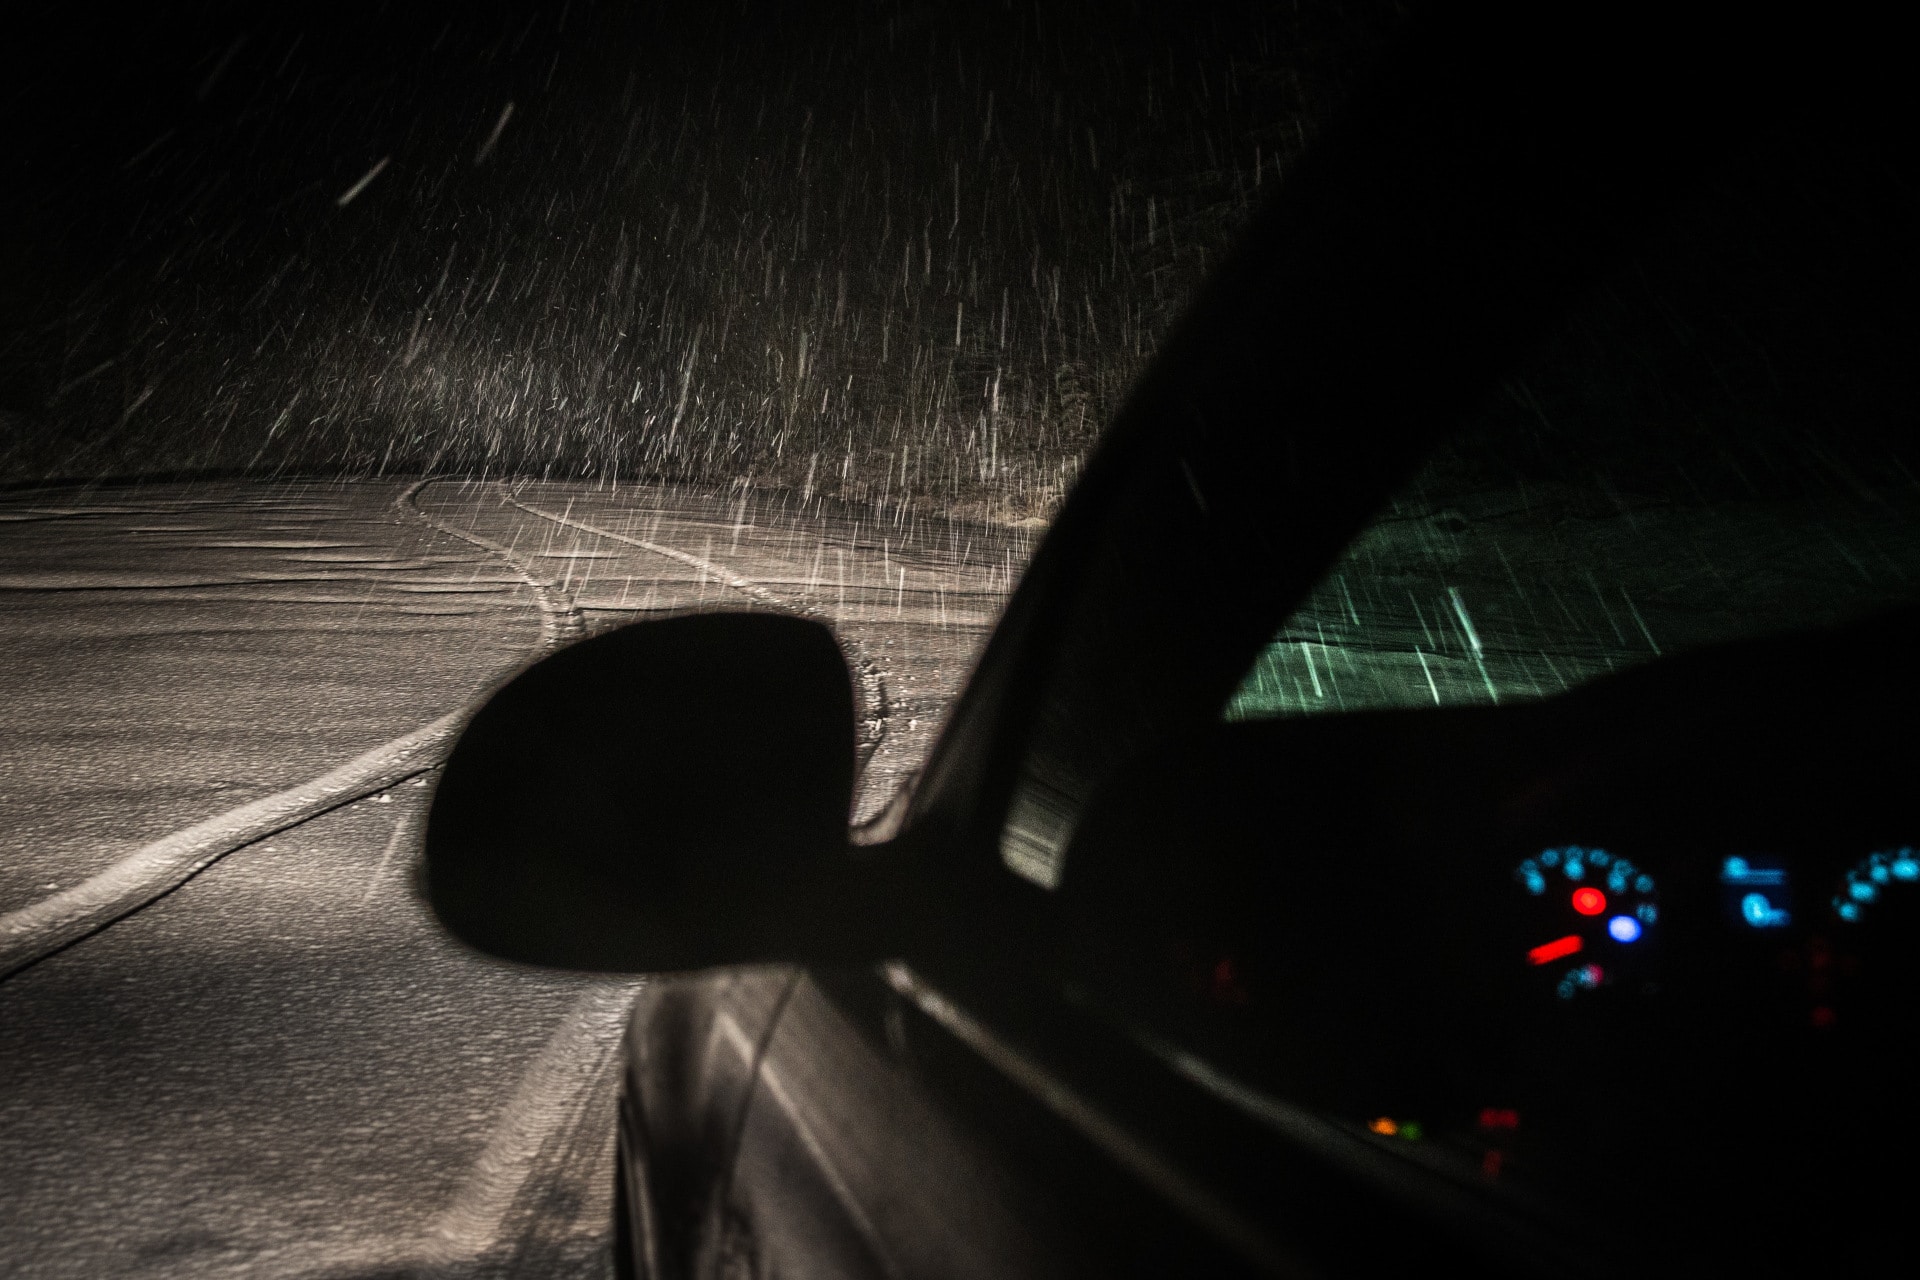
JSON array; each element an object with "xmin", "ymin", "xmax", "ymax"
[{"xmin": 711, "ymin": 967, "xmax": 1092, "ymax": 1280}]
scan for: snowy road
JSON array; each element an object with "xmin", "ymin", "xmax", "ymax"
[{"xmin": 0, "ymin": 478, "xmax": 1035, "ymax": 1278}]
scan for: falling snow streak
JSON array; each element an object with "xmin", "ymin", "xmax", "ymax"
[
  {"xmin": 336, "ymin": 157, "xmax": 392, "ymax": 207},
  {"xmin": 2, "ymin": 3, "xmax": 1390, "ymax": 524},
  {"xmin": 473, "ymin": 102, "xmax": 515, "ymax": 166}
]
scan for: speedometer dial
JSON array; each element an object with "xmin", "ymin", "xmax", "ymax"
[{"xmin": 1513, "ymin": 846, "xmax": 1658, "ymax": 999}]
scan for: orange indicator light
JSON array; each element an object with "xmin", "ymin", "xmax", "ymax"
[
  {"xmin": 1571, "ymin": 887, "xmax": 1607, "ymax": 916},
  {"xmin": 1528, "ymin": 934, "xmax": 1584, "ymax": 966},
  {"xmin": 1368, "ymin": 1117, "xmax": 1399, "ymax": 1136}
]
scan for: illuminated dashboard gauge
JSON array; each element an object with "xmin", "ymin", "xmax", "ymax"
[
  {"xmin": 1514, "ymin": 846, "xmax": 1658, "ymax": 999},
  {"xmin": 1832, "ymin": 847, "xmax": 1919, "ymax": 923},
  {"xmin": 1721, "ymin": 856, "xmax": 1792, "ymax": 929}
]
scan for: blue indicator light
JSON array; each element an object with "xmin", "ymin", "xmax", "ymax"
[
  {"xmin": 1635, "ymin": 875, "xmax": 1654, "ymax": 894},
  {"xmin": 1608, "ymin": 865, "xmax": 1631, "ymax": 893},
  {"xmin": 1607, "ymin": 915, "xmax": 1642, "ymax": 943},
  {"xmin": 1565, "ymin": 856, "xmax": 1585, "ymax": 881},
  {"xmin": 1742, "ymin": 892, "xmax": 1791, "ymax": 928},
  {"xmin": 1541, "ymin": 849, "xmax": 1561, "ymax": 867},
  {"xmin": 1721, "ymin": 857, "xmax": 1787, "ymax": 887},
  {"xmin": 1870, "ymin": 863, "xmax": 1891, "ymax": 884},
  {"xmin": 1637, "ymin": 903, "xmax": 1658, "ymax": 924},
  {"xmin": 1836, "ymin": 900, "xmax": 1862, "ymax": 922},
  {"xmin": 1848, "ymin": 880, "xmax": 1878, "ymax": 904},
  {"xmin": 1590, "ymin": 849, "xmax": 1611, "ymax": 867}
]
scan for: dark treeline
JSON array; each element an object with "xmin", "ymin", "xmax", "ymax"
[{"xmin": 3, "ymin": 0, "xmax": 1400, "ymax": 519}]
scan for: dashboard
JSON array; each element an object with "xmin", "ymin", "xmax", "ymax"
[
  {"xmin": 1513, "ymin": 841, "xmax": 1916, "ymax": 1018},
  {"xmin": 1055, "ymin": 607, "xmax": 1919, "ymax": 1272}
]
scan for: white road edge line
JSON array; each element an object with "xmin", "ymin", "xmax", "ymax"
[{"xmin": 0, "ymin": 711, "xmax": 463, "ymax": 981}]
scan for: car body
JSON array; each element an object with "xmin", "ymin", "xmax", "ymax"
[{"xmin": 427, "ymin": 5, "xmax": 1919, "ymax": 1276}]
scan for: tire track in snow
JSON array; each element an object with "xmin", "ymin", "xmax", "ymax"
[
  {"xmin": 501, "ymin": 490, "xmax": 893, "ymax": 779},
  {"xmin": 5, "ymin": 481, "xmax": 927, "ymax": 1274},
  {"xmin": 400, "ymin": 479, "xmax": 587, "ymax": 649},
  {"xmin": 0, "ymin": 480, "xmax": 635, "ymax": 1278},
  {"xmin": 400, "ymin": 479, "xmax": 643, "ymax": 1275}
]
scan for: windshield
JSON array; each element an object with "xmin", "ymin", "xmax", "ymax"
[
  {"xmin": 1225, "ymin": 475, "xmax": 1920, "ymax": 721},
  {"xmin": 1227, "ymin": 118, "xmax": 1920, "ymax": 721}
]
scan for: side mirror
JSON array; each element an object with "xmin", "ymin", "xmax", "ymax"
[{"xmin": 425, "ymin": 612, "xmax": 880, "ymax": 971}]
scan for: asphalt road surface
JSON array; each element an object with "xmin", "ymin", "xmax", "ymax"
[{"xmin": 0, "ymin": 477, "xmax": 1036, "ymax": 1279}]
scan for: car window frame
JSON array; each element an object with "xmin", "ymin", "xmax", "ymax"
[{"xmin": 889, "ymin": 3, "xmax": 1789, "ymax": 912}]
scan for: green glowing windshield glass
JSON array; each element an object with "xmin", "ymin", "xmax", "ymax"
[{"xmin": 1225, "ymin": 131, "xmax": 1920, "ymax": 722}]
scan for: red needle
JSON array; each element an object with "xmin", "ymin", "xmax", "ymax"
[{"xmin": 1528, "ymin": 934, "xmax": 1584, "ymax": 966}]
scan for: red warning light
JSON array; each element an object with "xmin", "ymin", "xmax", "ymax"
[
  {"xmin": 1571, "ymin": 887, "xmax": 1607, "ymax": 916},
  {"xmin": 1478, "ymin": 1107, "xmax": 1521, "ymax": 1130},
  {"xmin": 1527, "ymin": 934, "xmax": 1584, "ymax": 966}
]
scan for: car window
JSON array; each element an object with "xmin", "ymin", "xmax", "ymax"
[
  {"xmin": 1225, "ymin": 120, "xmax": 1920, "ymax": 722},
  {"xmin": 976, "ymin": 42, "xmax": 1920, "ymax": 898},
  {"xmin": 1048, "ymin": 109, "xmax": 1920, "ymax": 1267}
]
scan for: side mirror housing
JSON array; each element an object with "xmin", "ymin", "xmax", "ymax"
[{"xmin": 425, "ymin": 612, "xmax": 874, "ymax": 971}]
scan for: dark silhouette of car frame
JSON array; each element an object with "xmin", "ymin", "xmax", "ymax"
[{"xmin": 425, "ymin": 5, "xmax": 1918, "ymax": 1275}]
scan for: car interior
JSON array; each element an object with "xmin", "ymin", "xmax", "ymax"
[
  {"xmin": 949, "ymin": 17, "xmax": 1919, "ymax": 1274},
  {"xmin": 1056, "ymin": 603, "xmax": 1920, "ymax": 1274}
]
